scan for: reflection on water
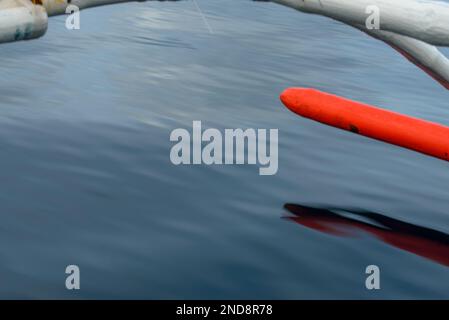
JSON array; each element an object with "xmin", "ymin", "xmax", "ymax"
[
  {"xmin": 284, "ymin": 204, "xmax": 449, "ymax": 268},
  {"xmin": 0, "ymin": 0, "xmax": 449, "ymax": 299}
]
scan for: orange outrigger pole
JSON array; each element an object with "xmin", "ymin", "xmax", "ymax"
[{"xmin": 280, "ymin": 88, "xmax": 449, "ymax": 162}]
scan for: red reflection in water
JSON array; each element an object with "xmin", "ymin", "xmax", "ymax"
[{"xmin": 284, "ymin": 204, "xmax": 449, "ymax": 267}]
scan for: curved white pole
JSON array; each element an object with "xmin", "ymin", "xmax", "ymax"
[
  {"xmin": 272, "ymin": 0, "xmax": 449, "ymax": 47},
  {"xmin": 267, "ymin": 0, "xmax": 449, "ymax": 89},
  {"xmin": 359, "ymin": 26, "xmax": 449, "ymax": 90}
]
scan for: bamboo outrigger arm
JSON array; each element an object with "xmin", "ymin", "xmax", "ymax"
[
  {"xmin": 0, "ymin": 0, "xmax": 179, "ymax": 44},
  {"xmin": 359, "ymin": 27, "xmax": 449, "ymax": 90},
  {"xmin": 259, "ymin": 0, "xmax": 449, "ymax": 90}
]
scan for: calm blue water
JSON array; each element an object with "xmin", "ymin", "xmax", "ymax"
[{"xmin": 1, "ymin": 0, "xmax": 449, "ymax": 299}]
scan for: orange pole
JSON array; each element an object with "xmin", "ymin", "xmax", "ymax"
[{"xmin": 280, "ymin": 88, "xmax": 449, "ymax": 162}]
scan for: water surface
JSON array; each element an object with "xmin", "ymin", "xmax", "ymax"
[{"xmin": 0, "ymin": 0, "xmax": 449, "ymax": 299}]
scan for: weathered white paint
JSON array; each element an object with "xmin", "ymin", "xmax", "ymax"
[
  {"xmin": 0, "ymin": 0, "xmax": 47, "ymax": 43},
  {"xmin": 273, "ymin": 0, "xmax": 449, "ymax": 46},
  {"xmin": 2, "ymin": 0, "xmax": 449, "ymax": 88},
  {"xmin": 273, "ymin": 0, "xmax": 449, "ymax": 89},
  {"xmin": 0, "ymin": 0, "xmax": 178, "ymax": 44}
]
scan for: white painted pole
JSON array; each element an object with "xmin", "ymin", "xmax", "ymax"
[
  {"xmin": 273, "ymin": 0, "xmax": 449, "ymax": 47},
  {"xmin": 360, "ymin": 27, "xmax": 449, "ymax": 89}
]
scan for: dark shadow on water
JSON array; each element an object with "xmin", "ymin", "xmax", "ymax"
[{"xmin": 283, "ymin": 203, "xmax": 449, "ymax": 268}]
